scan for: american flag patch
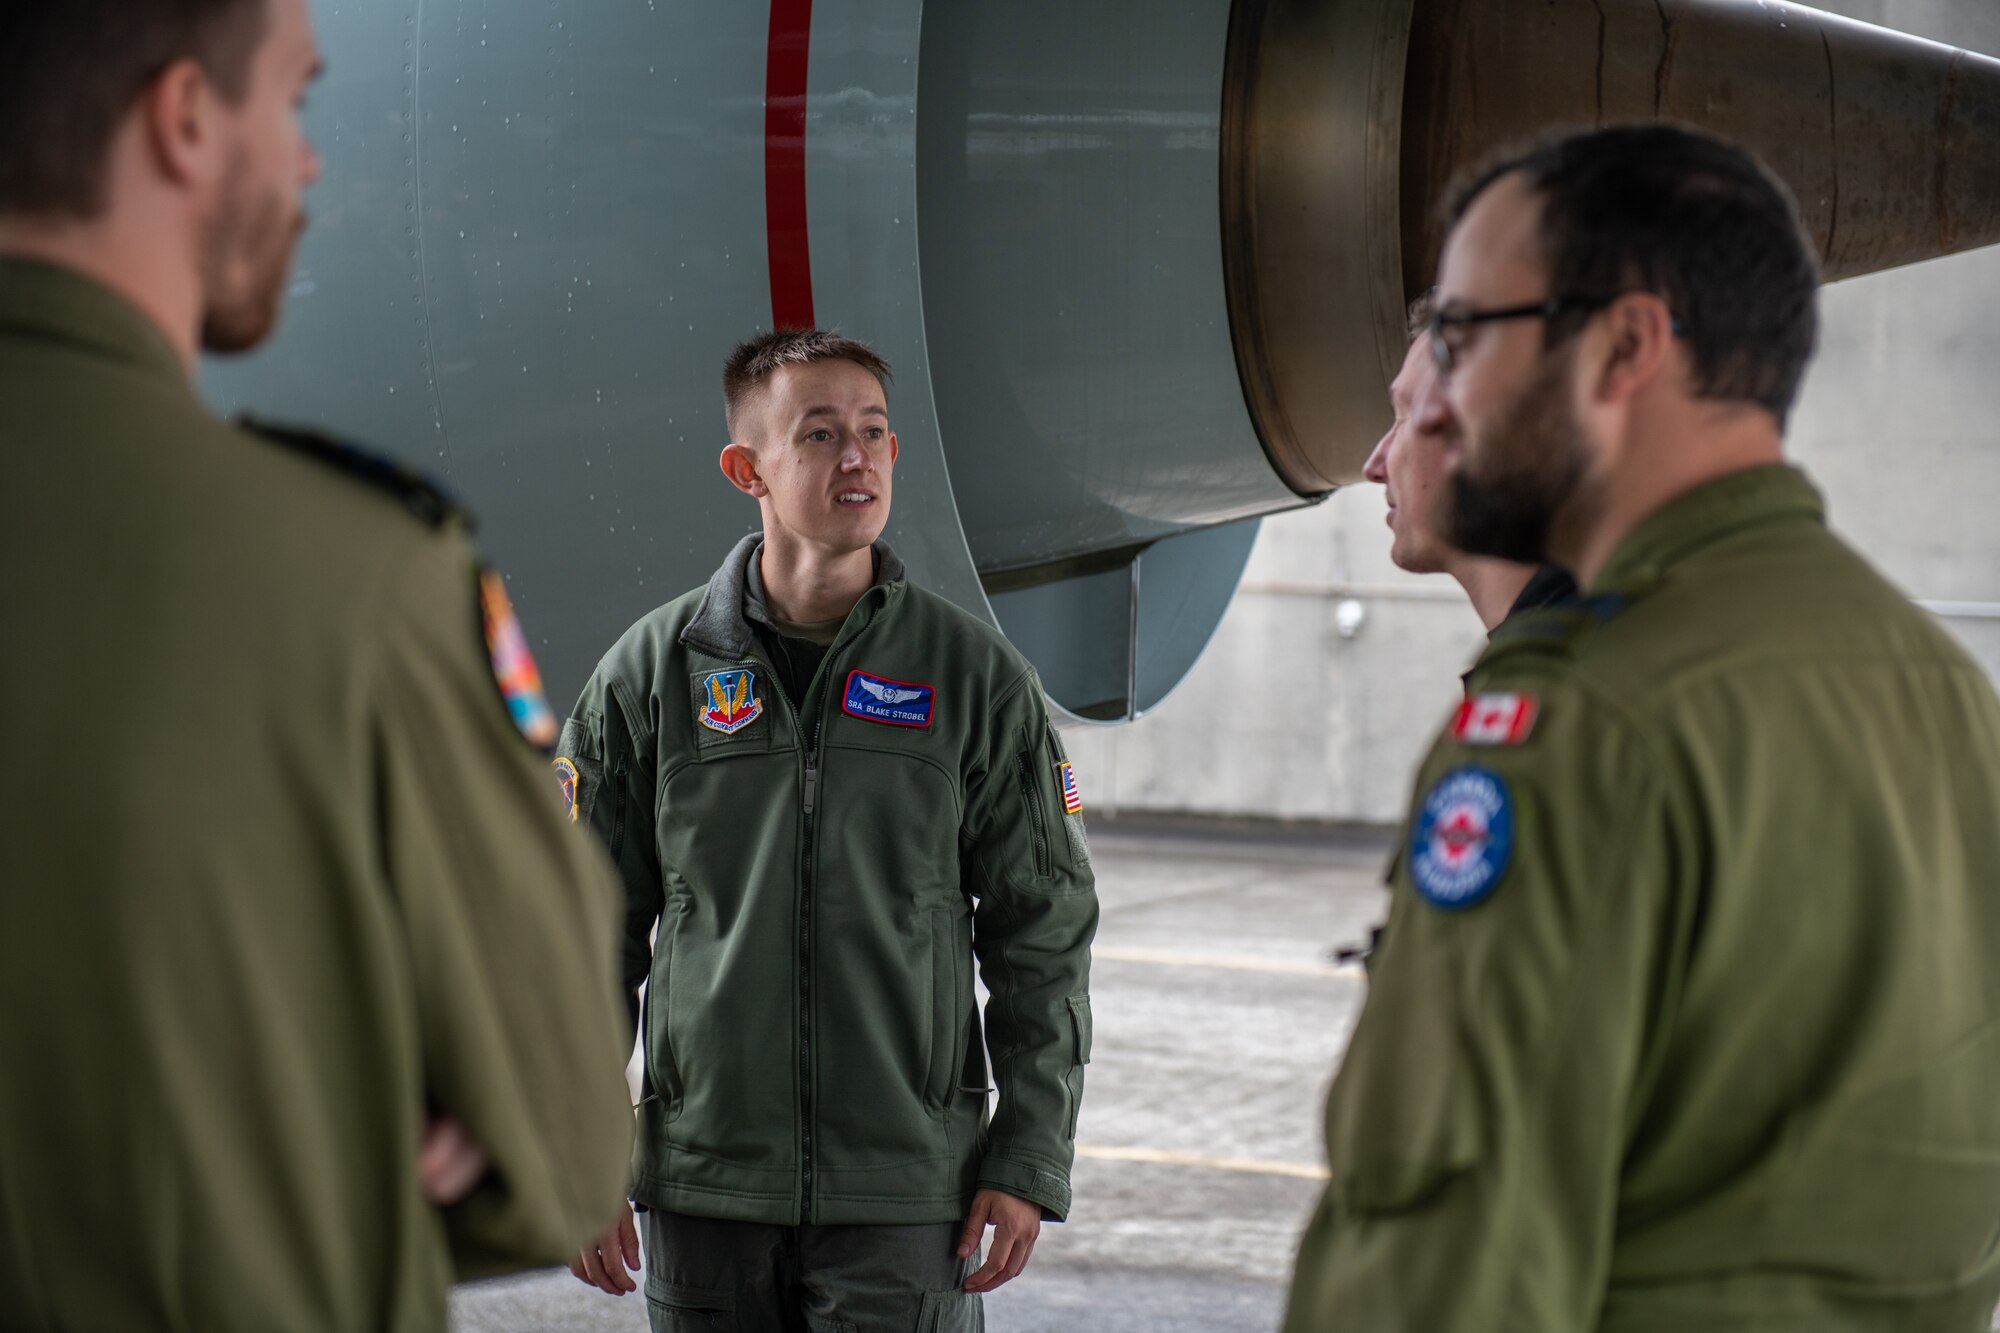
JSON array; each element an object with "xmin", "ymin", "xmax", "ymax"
[
  {"xmin": 1058, "ymin": 761, "xmax": 1084, "ymax": 814},
  {"xmin": 1450, "ymin": 692, "xmax": 1539, "ymax": 746}
]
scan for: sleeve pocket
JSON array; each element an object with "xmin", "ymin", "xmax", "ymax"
[{"xmin": 1065, "ymin": 993, "xmax": 1093, "ymax": 1138}]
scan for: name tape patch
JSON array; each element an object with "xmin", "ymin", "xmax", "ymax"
[
  {"xmin": 699, "ymin": 669, "xmax": 765, "ymax": 735},
  {"xmin": 1451, "ymin": 692, "xmax": 1539, "ymax": 746},
  {"xmin": 1409, "ymin": 765, "xmax": 1514, "ymax": 910},
  {"xmin": 842, "ymin": 670, "xmax": 934, "ymax": 728}
]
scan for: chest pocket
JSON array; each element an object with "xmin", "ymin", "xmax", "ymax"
[{"xmin": 1322, "ymin": 890, "xmax": 1484, "ymax": 1215}]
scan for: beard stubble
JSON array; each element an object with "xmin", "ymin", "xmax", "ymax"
[
  {"xmin": 1441, "ymin": 345, "xmax": 1593, "ymax": 566},
  {"xmin": 199, "ymin": 149, "xmax": 304, "ymax": 355}
]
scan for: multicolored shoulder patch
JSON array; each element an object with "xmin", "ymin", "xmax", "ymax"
[
  {"xmin": 1058, "ymin": 761, "xmax": 1084, "ymax": 814},
  {"xmin": 1451, "ymin": 691, "xmax": 1539, "ymax": 746},
  {"xmin": 1408, "ymin": 765, "xmax": 1514, "ymax": 910},
  {"xmin": 841, "ymin": 670, "xmax": 935, "ymax": 728},
  {"xmin": 479, "ymin": 568, "xmax": 558, "ymax": 749},
  {"xmin": 553, "ymin": 757, "xmax": 581, "ymax": 824},
  {"xmin": 699, "ymin": 669, "xmax": 765, "ymax": 735}
]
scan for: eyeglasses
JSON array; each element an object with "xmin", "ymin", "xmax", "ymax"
[{"xmin": 1426, "ymin": 293, "xmax": 1682, "ymax": 377}]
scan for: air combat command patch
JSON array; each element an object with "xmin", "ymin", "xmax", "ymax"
[
  {"xmin": 699, "ymin": 669, "xmax": 765, "ymax": 735},
  {"xmin": 1409, "ymin": 765, "xmax": 1515, "ymax": 910},
  {"xmin": 479, "ymin": 567, "xmax": 559, "ymax": 750}
]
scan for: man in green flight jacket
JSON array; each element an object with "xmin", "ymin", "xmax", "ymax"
[
  {"xmin": 1286, "ymin": 124, "xmax": 2000, "ymax": 1333},
  {"xmin": 561, "ymin": 329, "xmax": 1097, "ymax": 1331}
]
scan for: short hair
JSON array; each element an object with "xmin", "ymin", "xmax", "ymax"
[
  {"xmin": 1445, "ymin": 123, "xmax": 1820, "ymax": 425},
  {"xmin": 722, "ymin": 328, "xmax": 893, "ymax": 438},
  {"xmin": 0, "ymin": 0, "xmax": 268, "ymax": 219}
]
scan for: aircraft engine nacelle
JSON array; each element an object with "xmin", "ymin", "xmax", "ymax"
[{"xmin": 207, "ymin": 0, "xmax": 1999, "ymax": 721}]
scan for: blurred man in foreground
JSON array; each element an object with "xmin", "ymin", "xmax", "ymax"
[
  {"xmin": 1288, "ymin": 123, "xmax": 2000, "ymax": 1331},
  {"xmin": 0, "ymin": 3, "xmax": 635, "ymax": 1328}
]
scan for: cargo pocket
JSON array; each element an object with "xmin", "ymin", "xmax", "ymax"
[
  {"xmin": 644, "ymin": 1278, "xmax": 733, "ymax": 1329},
  {"xmin": 1065, "ymin": 994, "xmax": 1093, "ymax": 1139},
  {"xmin": 1322, "ymin": 903, "xmax": 1481, "ymax": 1215},
  {"xmin": 917, "ymin": 1284, "xmax": 985, "ymax": 1332}
]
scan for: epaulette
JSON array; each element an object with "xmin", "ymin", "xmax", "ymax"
[{"xmin": 237, "ymin": 414, "xmax": 473, "ymax": 532}]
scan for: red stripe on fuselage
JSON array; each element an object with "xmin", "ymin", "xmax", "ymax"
[{"xmin": 765, "ymin": 0, "xmax": 815, "ymax": 330}]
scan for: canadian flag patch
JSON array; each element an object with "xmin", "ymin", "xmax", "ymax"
[{"xmin": 1451, "ymin": 692, "xmax": 1539, "ymax": 746}]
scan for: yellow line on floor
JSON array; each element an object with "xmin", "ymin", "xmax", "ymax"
[
  {"xmin": 1076, "ymin": 1144, "xmax": 1330, "ymax": 1181},
  {"xmin": 1092, "ymin": 945, "xmax": 1359, "ymax": 978}
]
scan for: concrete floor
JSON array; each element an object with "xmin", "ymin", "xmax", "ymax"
[{"xmin": 452, "ymin": 818, "xmax": 1391, "ymax": 1332}]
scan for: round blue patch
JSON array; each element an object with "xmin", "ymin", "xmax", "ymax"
[{"xmin": 1409, "ymin": 765, "xmax": 1515, "ymax": 910}]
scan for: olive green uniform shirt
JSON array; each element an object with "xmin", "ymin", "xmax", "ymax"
[
  {"xmin": 0, "ymin": 258, "xmax": 634, "ymax": 1332},
  {"xmin": 1287, "ymin": 466, "xmax": 2000, "ymax": 1332}
]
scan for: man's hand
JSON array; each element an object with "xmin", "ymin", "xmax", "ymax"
[
  {"xmin": 568, "ymin": 1202, "xmax": 642, "ymax": 1296},
  {"xmin": 958, "ymin": 1188, "xmax": 1041, "ymax": 1293},
  {"xmin": 418, "ymin": 1116, "xmax": 489, "ymax": 1205}
]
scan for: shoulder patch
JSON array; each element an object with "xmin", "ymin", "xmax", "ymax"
[
  {"xmin": 480, "ymin": 568, "xmax": 559, "ymax": 750},
  {"xmin": 1058, "ymin": 760, "xmax": 1083, "ymax": 814},
  {"xmin": 1409, "ymin": 766, "xmax": 1515, "ymax": 911},
  {"xmin": 239, "ymin": 415, "xmax": 469, "ymax": 530},
  {"xmin": 1450, "ymin": 692, "xmax": 1539, "ymax": 746},
  {"xmin": 553, "ymin": 757, "xmax": 581, "ymax": 824}
]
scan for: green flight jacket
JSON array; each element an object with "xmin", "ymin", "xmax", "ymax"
[
  {"xmin": 559, "ymin": 536, "xmax": 1098, "ymax": 1226},
  {"xmin": 1287, "ymin": 466, "xmax": 2000, "ymax": 1333},
  {"xmin": 0, "ymin": 259, "xmax": 635, "ymax": 1332}
]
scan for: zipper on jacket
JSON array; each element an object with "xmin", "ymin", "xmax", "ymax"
[
  {"xmin": 1016, "ymin": 753, "xmax": 1052, "ymax": 879},
  {"xmin": 608, "ymin": 751, "xmax": 630, "ymax": 860},
  {"xmin": 745, "ymin": 595, "xmax": 876, "ymax": 1224},
  {"xmin": 798, "ymin": 717, "xmax": 821, "ymax": 1222}
]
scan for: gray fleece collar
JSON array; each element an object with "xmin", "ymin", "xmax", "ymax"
[{"xmin": 682, "ymin": 532, "xmax": 906, "ymax": 659}]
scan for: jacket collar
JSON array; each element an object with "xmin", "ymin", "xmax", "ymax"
[
  {"xmin": 0, "ymin": 256, "xmax": 189, "ymax": 391},
  {"xmin": 1591, "ymin": 464, "xmax": 1824, "ymax": 594},
  {"xmin": 682, "ymin": 532, "xmax": 907, "ymax": 659}
]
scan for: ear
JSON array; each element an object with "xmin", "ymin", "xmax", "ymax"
[
  {"xmin": 886, "ymin": 431, "xmax": 899, "ymax": 467},
  {"xmin": 139, "ymin": 59, "xmax": 223, "ymax": 191},
  {"xmin": 1589, "ymin": 292, "xmax": 1677, "ymax": 407},
  {"xmin": 719, "ymin": 442, "xmax": 767, "ymax": 498}
]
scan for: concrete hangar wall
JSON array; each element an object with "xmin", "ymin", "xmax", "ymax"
[{"xmin": 1065, "ymin": 0, "xmax": 2000, "ymax": 828}]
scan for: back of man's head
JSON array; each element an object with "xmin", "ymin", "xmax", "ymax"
[
  {"xmin": 1447, "ymin": 122, "xmax": 1820, "ymax": 427},
  {"xmin": 722, "ymin": 329, "xmax": 892, "ymax": 440},
  {"xmin": 0, "ymin": 1, "xmax": 268, "ymax": 221}
]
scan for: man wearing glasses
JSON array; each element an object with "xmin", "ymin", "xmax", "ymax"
[{"xmin": 1286, "ymin": 123, "xmax": 2000, "ymax": 1332}]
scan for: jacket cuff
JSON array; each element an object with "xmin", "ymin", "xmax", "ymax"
[{"xmin": 977, "ymin": 1153, "xmax": 1072, "ymax": 1222}]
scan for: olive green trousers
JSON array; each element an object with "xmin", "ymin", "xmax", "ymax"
[{"xmin": 640, "ymin": 1210, "xmax": 983, "ymax": 1333}]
